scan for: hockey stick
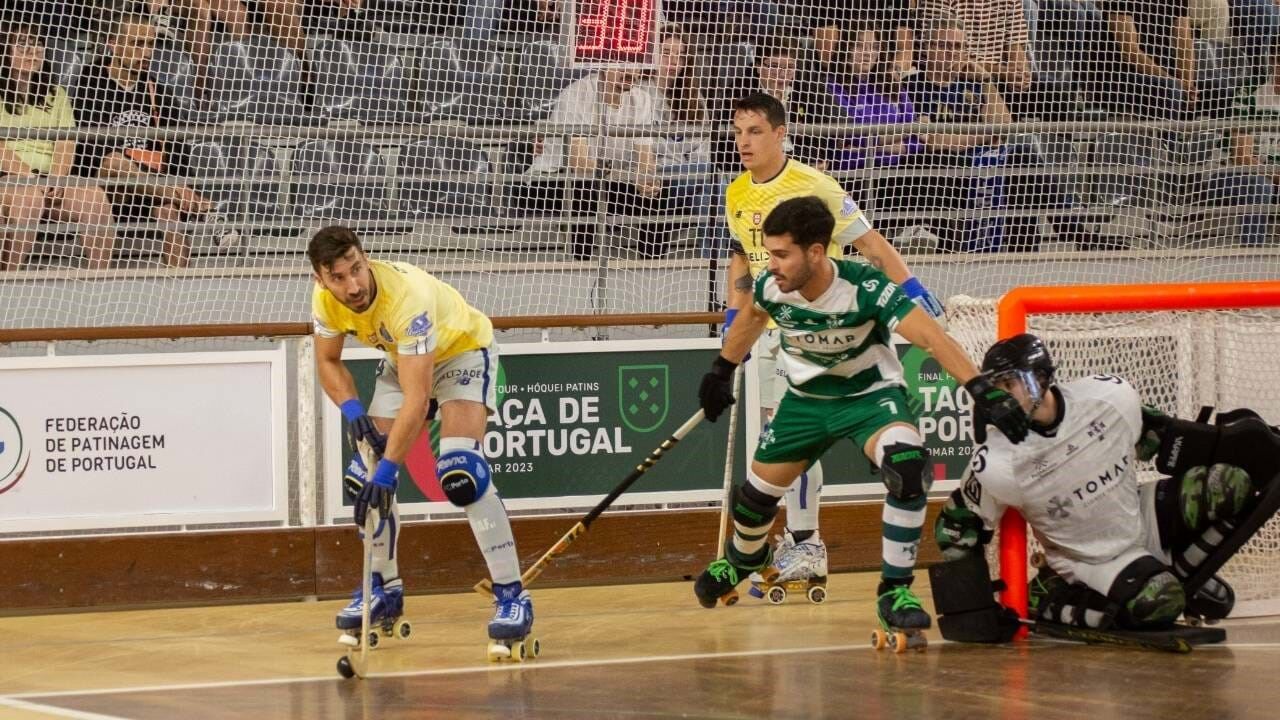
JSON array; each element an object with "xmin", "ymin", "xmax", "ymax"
[
  {"xmin": 338, "ymin": 440, "xmax": 379, "ymax": 680},
  {"xmin": 1021, "ymin": 618, "xmax": 1224, "ymax": 653},
  {"xmin": 715, "ymin": 365, "xmax": 744, "ymax": 557},
  {"xmin": 473, "ymin": 409, "xmax": 707, "ymax": 596}
]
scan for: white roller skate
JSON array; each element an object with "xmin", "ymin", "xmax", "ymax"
[
  {"xmin": 748, "ymin": 530, "xmax": 829, "ymax": 604},
  {"xmin": 487, "ymin": 581, "xmax": 539, "ymax": 662},
  {"xmin": 336, "ymin": 573, "xmax": 411, "ymax": 651}
]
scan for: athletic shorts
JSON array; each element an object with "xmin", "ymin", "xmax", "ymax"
[
  {"xmin": 754, "ymin": 385, "xmax": 918, "ymax": 466},
  {"xmin": 368, "ymin": 344, "xmax": 499, "ymax": 419},
  {"xmin": 1045, "ymin": 482, "xmax": 1168, "ymax": 597},
  {"xmin": 754, "ymin": 328, "xmax": 788, "ymax": 413}
]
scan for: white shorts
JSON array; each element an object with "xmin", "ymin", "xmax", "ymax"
[
  {"xmin": 754, "ymin": 328, "xmax": 789, "ymax": 413},
  {"xmin": 368, "ymin": 345, "xmax": 500, "ymax": 419},
  {"xmin": 1045, "ymin": 482, "xmax": 1169, "ymax": 596}
]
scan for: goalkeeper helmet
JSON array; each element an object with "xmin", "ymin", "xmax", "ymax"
[{"xmin": 982, "ymin": 334, "xmax": 1056, "ymax": 410}]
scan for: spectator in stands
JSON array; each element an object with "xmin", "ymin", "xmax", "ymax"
[
  {"xmin": 75, "ymin": 12, "xmax": 213, "ymax": 268},
  {"xmin": 906, "ymin": 16, "xmax": 1013, "ymax": 251},
  {"xmin": 1092, "ymin": 0, "xmax": 1232, "ymax": 119},
  {"xmin": 528, "ymin": 69, "xmax": 661, "ymax": 259},
  {"xmin": 1203, "ymin": 47, "xmax": 1279, "ymax": 246},
  {"xmin": 641, "ymin": 24, "xmax": 723, "ymax": 254},
  {"xmin": 0, "ymin": 21, "xmax": 115, "ymax": 271}
]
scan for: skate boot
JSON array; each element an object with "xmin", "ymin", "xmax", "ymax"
[
  {"xmin": 871, "ymin": 580, "xmax": 931, "ymax": 653},
  {"xmin": 1184, "ymin": 574, "xmax": 1234, "ymax": 625},
  {"xmin": 694, "ymin": 546, "xmax": 771, "ymax": 608},
  {"xmin": 335, "ymin": 573, "xmax": 411, "ymax": 650},
  {"xmin": 487, "ymin": 581, "xmax": 539, "ymax": 662},
  {"xmin": 748, "ymin": 530, "xmax": 828, "ymax": 604}
]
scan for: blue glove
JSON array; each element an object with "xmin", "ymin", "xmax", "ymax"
[
  {"xmin": 340, "ymin": 399, "xmax": 386, "ymax": 460},
  {"xmin": 902, "ymin": 277, "xmax": 946, "ymax": 322},
  {"xmin": 354, "ymin": 458, "xmax": 398, "ymax": 527},
  {"xmin": 722, "ymin": 308, "xmax": 751, "ymax": 362}
]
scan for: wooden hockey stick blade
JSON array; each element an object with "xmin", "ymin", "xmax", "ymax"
[{"xmin": 472, "ymin": 410, "xmax": 706, "ymax": 597}]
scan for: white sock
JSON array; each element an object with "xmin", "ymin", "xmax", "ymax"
[
  {"xmin": 784, "ymin": 460, "xmax": 823, "ymax": 535},
  {"xmin": 368, "ymin": 497, "xmax": 402, "ymax": 591},
  {"xmin": 441, "ymin": 436, "xmax": 522, "ymax": 586}
]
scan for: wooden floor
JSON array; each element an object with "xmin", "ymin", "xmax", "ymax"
[{"xmin": 2, "ymin": 572, "xmax": 1279, "ymax": 719}]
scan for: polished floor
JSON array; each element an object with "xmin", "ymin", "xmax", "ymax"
[{"xmin": 1, "ymin": 572, "xmax": 1278, "ymax": 719}]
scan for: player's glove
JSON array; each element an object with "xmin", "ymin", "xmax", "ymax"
[
  {"xmin": 965, "ymin": 374, "xmax": 1029, "ymax": 445},
  {"xmin": 722, "ymin": 308, "xmax": 751, "ymax": 362},
  {"xmin": 342, "ymin": 454, "xmax": 368, "ymax": 502},
  {"xmin": 699, "ymin": 355, "xmax": 738, "ymax": 422},
  {"xmin": 354, "ymin": 458, "xmax": 398, "ymax": 527},
  {"xmin": 341, "ymin": 399, "xmax": 387, "ymax": 459},
  {"xmin": 902, "ymin": 277, "xmax": 947, "ymax": 328}
]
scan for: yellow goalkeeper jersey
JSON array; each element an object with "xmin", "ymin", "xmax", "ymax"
[
  {"xmin": 312, "ymin": 260, "xmax": 494, "ymax": 366},
  {"xmin": 724, "ymin": 158, "xmax": 872, "ymax": 277}
]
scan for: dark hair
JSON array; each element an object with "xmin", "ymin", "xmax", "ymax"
[
  {"xmin": 656, "ymin": 24, "xmax": 707, "ymax": 123},
  {"xmin": 733, "ymin": 91, "xmax": 786, "ymax": 128},
  {"xmin": 111, "ymin": 12, "xmax": 154, "ymax": 43},
  {"xmin": 755, "ymin": 35, "xmax": 796, "ymax": 62},
  {"xmin": 0, "ymin": 23, "xmax": 57, "ymax": 116},
  {"xmin": 762, "ymin": 196, "xmax": 834, "ymax": 250},
  {"xmin": 308, "ymin": 226, "xmax": 364, "ymax": 272}
]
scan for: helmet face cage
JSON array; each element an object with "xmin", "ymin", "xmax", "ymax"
[{"xmin": 987, "ymin": 367, "xmax": 1049, "ymax": 413}]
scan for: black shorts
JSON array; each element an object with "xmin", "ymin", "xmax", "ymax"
[{"xmin": 106, "ymin": 190, "xmax": 162, "ymax": 221}]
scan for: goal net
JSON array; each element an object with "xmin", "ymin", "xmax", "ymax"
[
  {"xmin": 2, "ymin": 0, "xmax": 1280, "ymax": 330},
  {"xmin": 949, "ymin": 283, "xmax": 1280, "ymax": 617}
]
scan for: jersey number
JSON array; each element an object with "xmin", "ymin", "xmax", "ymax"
[
  {"xmin": 1092, "ymin": 374, "xmax": 1123, "ymax": 384},
  {"xmin": 878, "ymin": 398, "xmax": 899, "ymax": 416}
]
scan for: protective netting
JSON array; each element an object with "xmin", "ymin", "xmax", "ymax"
[
  {"xmin": 2, "ymin": 0, "xmax": 1280, "ymax": 328},
  {"xmin": 950, "ymin": 297, "xmax": 1280, "ymax": 616}
]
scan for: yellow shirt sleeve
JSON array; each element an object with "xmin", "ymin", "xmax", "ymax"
[
  {"xmin": 53, "ymin": 87, "xmax": 74, "ymax": 128},
  {"xmin": 814, "ymin": 174, "xmax": 872, "ymax": 246},
  {"xmin": 310, "ymin": 286, "xmax": 343, "ymax": 338}
]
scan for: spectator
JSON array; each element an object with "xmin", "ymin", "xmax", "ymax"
[
  {"xmin": 906, "ymin": 16, "xmax": 1013, "ymax": 251},
  {"xmin": 75, "ymin": 12, "xmax": 213, "ymax": 268},
  {"xmin": 641, "ymin": 24, "xmax": 722, "ymax": 254},
  {"xmin": 527, "ymin": 69, "xmax": 661, "ymax": 259},
  {"xmin": 0, "ymin": 21, "xmax": 115, "ymax": 271}
]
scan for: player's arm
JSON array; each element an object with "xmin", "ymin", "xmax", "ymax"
[
  {"xmin": 721, "ymin": 302, "xmax": 768, "ymax": 365},
  {"xmin": 895, "ymin": 307, "xmax": 1029, "ymax": 444},
  {"xmin": 725, "ymin": 250, "xmax": 753, "ymax": 313},
  {"xmin": 315, "ymin": 330, "xmax": 360, "ymax": 409},
  {"xmin": 850, "ymin": 228, "xmax": 946, "ymax": 321}
]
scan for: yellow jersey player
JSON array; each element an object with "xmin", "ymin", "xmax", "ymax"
[
  {"xmin": 723, "ymin": 93, "xmax": 948, "ymax": 601},
  {"xmin": 309, "ymin": 226, "xmax": 534, "ymax": 661}
]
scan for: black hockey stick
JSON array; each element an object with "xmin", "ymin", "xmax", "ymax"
[
  {"xmin": 1023, "ymin": 619, "xmax": 1224, "ymax": 653},
  {"xmin": 472, "ymin": 409, "xmax": 707, "ymax": 596}
]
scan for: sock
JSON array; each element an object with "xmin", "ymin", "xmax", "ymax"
[
  {"xmin": 881, "ymin": 494, "xmax": 927, "ymax": 583},
  {"xmin": 347, "ymin": 456, "xmax": 402, "ymax": 591},
  {"xmin": 784, "ymin": 460, "xmax": 823, "ymax": 538},
  {"xmin": 730, "ymin": 473, "xmax": 785, "ymax": 562},
  {"xmin": 440, "ymin": 436, "xmax": 522, "ymax": 586}
]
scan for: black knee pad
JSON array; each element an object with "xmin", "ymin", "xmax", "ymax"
[
  {"xmin": 1109, "ymin": 556, "xmax": 1185, "ymax": 629},
  {"xmin": 881, "ymin": 442, "xmax": 932, "ymax": 502},
  {"xmin": 733, "ymin": 483, "xmax": 781, "ymax": 529}
]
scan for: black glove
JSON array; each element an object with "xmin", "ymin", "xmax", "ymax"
[
  {"xmin": 345, "ymin": 413, "xmax": 387, "ymax": 460},
  {"xmin": 965, "ymin": 374, "xmax": 1029, "ymax": 445},
  {"xmin": 699, "ymin": 355, "xmax": 738, "ymax": 422},
  {"xmin": 354, "ymin": 458, "xmax": 398, "ymax": 527}
]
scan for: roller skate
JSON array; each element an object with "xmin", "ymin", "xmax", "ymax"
[
  {"xmin": 487, "ymin": 581, "xmax": 539, "ymax": 662},
  {"xmin": 870, "ymin": 580, "xmax": 931, "ymax": 653},
  {"xmin": 1184, "ymin": 575, "xmax": 1234, "ymax": 626},
  {"xmin": 694, "ymin": 546, "xmax": 771, "ymax": 608},
  {"xmin": 336, "ymin": 573, "xmax": 411, "ymax": 651},
  {"xmin": 748, "ymin": 530, "xmax": 828, "ymax": 605}
]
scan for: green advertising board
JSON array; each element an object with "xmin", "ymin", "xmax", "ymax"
[{"xmin": 323, "ymin": 337, "xmax": 975, "ymax": 523}]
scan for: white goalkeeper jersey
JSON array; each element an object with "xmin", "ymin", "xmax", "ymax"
[{"xmin": 958, "ymin": 375, "xmax": 1146, "ymax": 565}]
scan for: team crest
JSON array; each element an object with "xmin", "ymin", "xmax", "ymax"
[
  {"xmin": 407, "ymin": 312, "xmax": 432, "ymax": 337},
  {"xmin": 752, "ymin": 212, "xmax": 762, "ymax": 225},
  {"xmin": 618, "ymin": 364, "xmax": 669, "ymax": 433},
  {"xmin": 841, "ymin": 194, "xmax": 857, "ymax": 217},
  {"xmin": 378, "ymin": 323, "xmax": 395, "ymax": 343},
  {"xmin": 0, "ymin": 406, "xmax": 30, "ymax": 495}
]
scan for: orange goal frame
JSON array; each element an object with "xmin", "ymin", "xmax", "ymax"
[{"xmin": 995, "ymin": 281, "xmax": 1280, "ymax": 623}]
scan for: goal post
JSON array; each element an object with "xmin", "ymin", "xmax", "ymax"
[{"xmin": 993, "ymin": 281, "xmax": 1280, "ymax": 620}]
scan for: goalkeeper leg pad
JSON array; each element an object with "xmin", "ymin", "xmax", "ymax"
[
  {"xmin": 1108, "ymin": 556, "xmax": 1185, "ymax": 629},
  {"xmin": 1171, "ymin": 470, "xmax": 1280, "ymax": 599},
  {"xmin": 1156, "ymin": 410, "xmax": 1280, "ymax": 486},
  {"xmin": 929, "ymin": 553, "xmax": 1020, "ymax": 643}
]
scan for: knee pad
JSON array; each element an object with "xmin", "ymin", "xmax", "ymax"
[
  {"xmin": 1166, "ymin": 463, "xmax": 1251, "ymax": 536},
  {"xmin": 1109, "ymin": 556, "xmax": 1185, "ymax": 628},
  {"xmin": 880, "ymin": 442, "xmax": 932, "ymax": 503},
  {"xmin": 438, "ymin": 447, "xmax": 492, "ymax": 507},
  {"xmin": 1156, "ymin": 409, "xmax": 1280, "ymax": 487},
  {"xmin": 733, "ymin": 482, "xmax": 782, "ymax": 529}
]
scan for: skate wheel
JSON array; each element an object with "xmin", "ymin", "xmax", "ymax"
[
  {"xmin": 807, "ymin": 585, "xmax": 827, "ymax": 604},
  {"xmin": 908, "ymin": 632, "xmax": 928, "ymax": 652},
  {"xmin": 722, "ymin": 590, "xmax": 739, "ymax": 607},
  {"xmin": 367, "ymin": 631, "xmax": 380, "ymax": 649},
  {"xmin": 394, "ymin": 618, "xmax": 412, "ymax": 640},
  {"xmin": 870, "ymin": 629, "xmax": 887, "ymax": 650},
  {"xmin": 528, "ymin": 637, "xmax": 541, "ymax": 659},
  {"xmin": 338, "ymin": 633, "xmax": 359, "ymax": 648},
  {"xmin": 892, "ymin": 632, "xmax": 909, "ymax": 654},
  {"xmin": 336, "ymin": 656, "xmax": 355, "ymax": 679},
  {"xmin": 766, "ymin": 585, "xmax": 787, "ymax": 605},
  {"xmin": 487, "ymin": 642, "xmax": 511, "ymax": 662},
  {"xmin": 511, "ymin": 641, "xmax": 526, "ymax": 663}
]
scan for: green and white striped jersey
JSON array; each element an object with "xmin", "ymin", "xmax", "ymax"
[{"xmin": 753, "ymin": 258, "xmax": 918, "ymax": 400}]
